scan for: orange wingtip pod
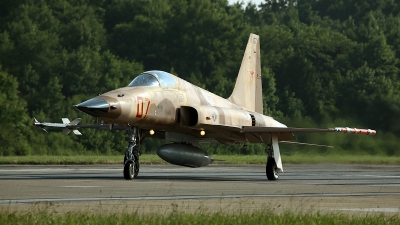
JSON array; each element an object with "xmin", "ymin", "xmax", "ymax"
[{"xmin": 334, "ymin": 127, "xmax": 377, "ymax": 135}]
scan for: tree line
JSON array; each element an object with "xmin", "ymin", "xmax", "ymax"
[{"xmin": 0, "ymin": 0, "xmax": 399, "ymax": 156}]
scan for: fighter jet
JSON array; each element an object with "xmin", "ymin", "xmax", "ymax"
[{"xmin": 34, "ymin": 34, "xmax": 376, "ymax": 180}]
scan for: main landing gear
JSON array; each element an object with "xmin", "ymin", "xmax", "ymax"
[
  {"xmin": 265, "ymin": 144, "xmax": 280, "ymax": 180},
  {"xmin": 123, "ymin": 127, "xmax": 142, "ymax": 180},
  {"xmin": 266, "ymin": 155, "xmax": 279, "ymax": 180}
]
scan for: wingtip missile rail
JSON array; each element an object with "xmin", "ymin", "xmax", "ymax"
[
  {"xmin": 34, "ymin": 117, "xmax": 130, "ymax": 135},
  {"xmin": 334, "ymin": 127, "xmax": 377, "ymax": 135},
  {"xmin": 34, "ymin": 117, "xmax": 83, "ymax": 135}
]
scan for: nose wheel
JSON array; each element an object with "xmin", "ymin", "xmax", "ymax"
[{"xmin": 124, "ymin": 159, "xmax": 139, "ymax": 179}]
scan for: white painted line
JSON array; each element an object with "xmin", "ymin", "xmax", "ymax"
[
  {"xmin": 366, "ymin": 175, "xmax": 400, "ymax": 178},
  {"xmin": 61, "ymin": 186, "xmax": 104, "ymax": 188},
  {"xmin": 337, "ymin": 208, "xmax": 400, "ymax": 213}
]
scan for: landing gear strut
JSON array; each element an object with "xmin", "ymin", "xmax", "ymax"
[{"xmin": 123, "ymin": 127, "xmax": 141, "ymax": 180}]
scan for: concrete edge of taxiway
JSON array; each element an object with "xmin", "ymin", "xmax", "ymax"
[{"xmin": 1, "ymin": 197, "xmax": 400, "ymax": 216}]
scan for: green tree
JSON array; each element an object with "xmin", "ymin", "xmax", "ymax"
[
  {"xmin": 0, "ymin": 67, "xmax": 31, "ymax": 156},
  {"xmin": 3, "ymin": 1, "xmax": 62, "ymax": 115},
  {"xmin": 262, "ymin": 67, "xmax": 281, "ymax": 117}
]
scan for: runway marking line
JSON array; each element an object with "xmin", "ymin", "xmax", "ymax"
[
  {"xmin": 337, "ymin": 208, "xmax": 400, "ymax": 213},
  {"xmin": 2, "ymin": 192, "xmax": 400, "ymax": 205},
  {"xmin": 61, "ymin": 186, "xmax": 103, "ymax": 188}
]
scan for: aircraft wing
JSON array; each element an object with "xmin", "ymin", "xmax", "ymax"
[
  {"xmin": 240, "ymin": 126, "xmax": 376, "ymax": 143},
  {"xmin": 241, "ymin": 127, "xmax": 335, "ymax": 133},
  {"xmin": 240, "ymin": 126, "xmax": 377, "ymax": 135}
]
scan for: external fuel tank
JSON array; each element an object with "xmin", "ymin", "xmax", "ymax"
[{"xmin": 156, "ymin": 143, "xmax": 213, "ymax": 168}]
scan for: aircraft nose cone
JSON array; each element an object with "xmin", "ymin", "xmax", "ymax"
[{"xmin": 75, "ymin": 98, "xmax": 109, "ymax": 117}]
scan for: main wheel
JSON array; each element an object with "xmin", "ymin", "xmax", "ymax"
[
  {"xmin": 124, "ymin": 161, "xmax": 135, "ymax": 180},
  {"xmin": 134, "ymin": 160, "xmax": 139, "ymax": 177},
  {"xmin": 266, "ymin": 157, "xmax": 279, "ymax": 180}
]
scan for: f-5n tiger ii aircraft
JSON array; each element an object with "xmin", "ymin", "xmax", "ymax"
[{"xmin": 34, "ymin": 33, "xmax": 376, "ymax": 180}]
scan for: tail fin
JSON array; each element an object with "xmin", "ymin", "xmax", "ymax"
[{"xmin": 228, "ymin": 33, "xmax": 263, "ymax": 114}]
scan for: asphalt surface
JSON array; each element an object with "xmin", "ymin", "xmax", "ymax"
[{"xmin": 0, "ymin": 164, "xmax": 399, "ymax": 215}]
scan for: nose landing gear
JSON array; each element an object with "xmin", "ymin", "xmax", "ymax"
[{"xmin": 123, "ymin": 127, "xmax": 141, "ymax": 180}]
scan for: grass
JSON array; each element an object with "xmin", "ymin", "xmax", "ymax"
[
  {"xmin": 0, "ymin": 154, "xmax": 399, "ymax": 165},
  {"xmin": 1, "ymin": 210, "xmax": 399, "ymax": 225}
]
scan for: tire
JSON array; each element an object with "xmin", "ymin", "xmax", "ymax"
[
  {"xmin": 123, "ymin": 161, "xmax": 135, "ymax": 180},
  {"xmin": 266, "ymin": 157, "xmax": 279, "ymax": 180},
  {"xmin": 134, "ymin": 160, "xmax": 139, "ymax": 178}
]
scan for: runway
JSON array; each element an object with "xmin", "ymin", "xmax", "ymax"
[{"xmin": 1, "ymin": 164, "xmax": 399, "ymax": 215}]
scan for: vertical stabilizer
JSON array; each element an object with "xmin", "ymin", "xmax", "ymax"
[{"xmin": 228, "ymin": 33, "xmax": 263, "ymax": 114}]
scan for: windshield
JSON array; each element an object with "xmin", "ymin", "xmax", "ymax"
[
  {"xmin": 128, "ymin": 70, "xmax": 176, "ymax": 87},
  {"xmin": 128, "ymin": 74, "xmax": 160, "ymax": 87}
]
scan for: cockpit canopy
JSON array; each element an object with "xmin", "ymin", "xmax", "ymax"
[{"xmin": 128, "ymin": 70, "xmax": 176, "ymax": 87}]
